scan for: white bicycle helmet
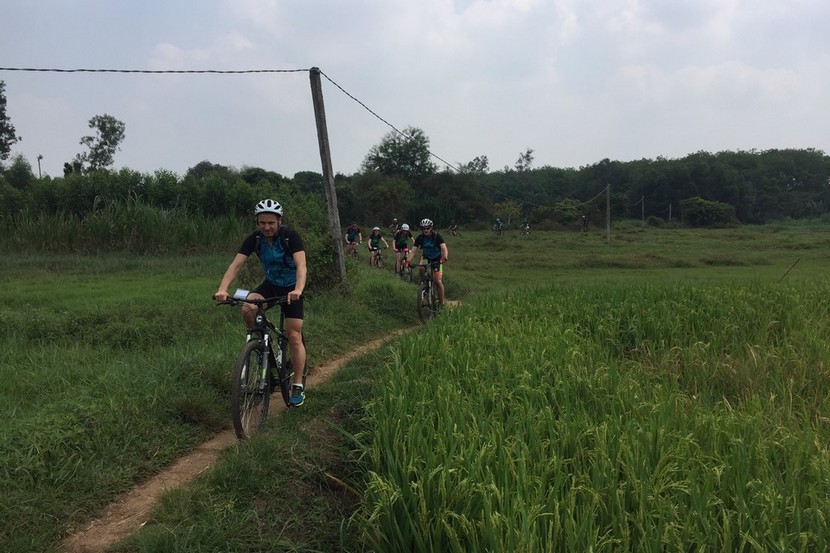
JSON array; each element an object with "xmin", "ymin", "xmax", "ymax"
[
  {"xmin": 401, "ymin": 223, "xmax": 410, "ymax": 231},
  {"xmin": 373, "ymin": 226, "xmax": 380, "ymax": 231},
  {"xmin": 419, "ymin": 218, "xmax": 433, "ymax": 228},
  {"xmin": 254, "ymin": 198, "xmax": 283, "ymax": 216}
]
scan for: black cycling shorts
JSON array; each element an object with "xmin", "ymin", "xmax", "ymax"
[{"xmin": 252, "ymin": 281, "xmax": 304, "ymax": 320}]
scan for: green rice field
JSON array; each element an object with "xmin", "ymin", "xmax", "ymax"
[{"xmin": 2, "ymin": 221, "xmax": 829, "ymax": 551}]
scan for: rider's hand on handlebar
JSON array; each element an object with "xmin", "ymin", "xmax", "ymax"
[{"xmin": 213, "ymin": 291, "xmax": 229, "ymax": 302}]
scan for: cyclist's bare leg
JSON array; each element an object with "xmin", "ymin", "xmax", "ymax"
[
  {"xmin": 434, "ymin": 271, "xmax": 445, "ymax": 305},
  {"xmin": 285, "ymin": 317, "xmax": 306, "ymax": 386},
  {"xmin": 242, "ymin": 292, "xmax": 265, "ymax": 328}
]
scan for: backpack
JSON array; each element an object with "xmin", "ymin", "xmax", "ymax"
[{"xmin": 255, "ymin": 226, "xmax": 295, "ymax": 267}]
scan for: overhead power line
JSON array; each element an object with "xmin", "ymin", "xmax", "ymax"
[
  {"xmin": 0, "ymin": 67, "xmax": 309, "ymax": 74},
  {"xmin": 0, "ymin": 65, "xmax": 577, "ymax": 209}
]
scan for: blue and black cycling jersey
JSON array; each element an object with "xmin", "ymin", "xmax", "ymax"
[
  {"xmin": 238, "ymin": 227, "xmax": 304, "ymax": 287},
  {"xmin": 414, "ymin": 231, "xmax": 445, "ymax": 261}
]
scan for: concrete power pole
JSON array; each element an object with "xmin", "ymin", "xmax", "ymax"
[{"xmin": 309, "ymin": 67, "xmax": 347, "ymax": 286}]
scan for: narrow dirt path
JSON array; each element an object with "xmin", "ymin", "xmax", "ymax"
[{"xmin": 60, "ymin": 328, "xmax": 415, "ymax": 553}]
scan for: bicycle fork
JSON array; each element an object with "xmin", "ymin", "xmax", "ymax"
[{"xmin": 245, "ymin": 331, "xmax": 278, "ymax": 393}]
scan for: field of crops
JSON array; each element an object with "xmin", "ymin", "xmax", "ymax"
[
  {"xmin": 2, "ymin": 222, "xmax": 830, "ymax": 551},
  {"xmin": 366, "ymin": 282, "xmax": 830, "ymax": 550}
]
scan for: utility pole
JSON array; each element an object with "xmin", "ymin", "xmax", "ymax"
[
  {"xmin": 606, "ymin": 184, "xmax": 611, "ymax": 244},
  {"xmin": 309, "ymin": 67, "xmax": 347, "ymax": 286},
  {"xmin": 37, "ymin": 154, "xmax": 43, "ymax": 178}
]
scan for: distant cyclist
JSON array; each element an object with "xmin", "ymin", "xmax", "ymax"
[
  {"xmin": 344, "ymin": 222, "xmax": 362, "ymax": 256},
  {"xmin": 493, "ymin": 218, "xmax": 504, "ymax": 235},
  {"xmin": 407, "ymin": 218, "xmax": 449, "ymax": 306},
  {"xmin": 388, "ymin": 218, "xmax": 400, "ymax": 236},
  {"xmin": 393, "ymin": 223, "xmax": 414, "ymax": 274},
  {"xmin": 448, "ymin": 220, "xmax": 458, "ymax": 236},
  {"xmin": 367, "ymin": 226, "xmax": 389, "ymax": 266}
]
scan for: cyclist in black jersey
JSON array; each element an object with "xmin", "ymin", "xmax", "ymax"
[
  {"xmin": 214, "ymin": 199, "xmax": 308, "ymax": 407},
  {"xmin": 408, "ymin": 218, "xmax": 449, "ymax": 306}
]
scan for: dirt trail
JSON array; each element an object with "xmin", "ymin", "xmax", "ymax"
[{"xmin": 60, "ymin": 329, "xmax": 415, "ymax": 553}]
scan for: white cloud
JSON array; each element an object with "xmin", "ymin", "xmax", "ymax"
[{"xmin": 2, "ymin": 0, "xmax": 828, "ymax": 176}]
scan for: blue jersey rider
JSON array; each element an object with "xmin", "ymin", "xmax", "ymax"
[{"xmin": 214, "ymin": 199, "xmax": 308, "ymax": 407}]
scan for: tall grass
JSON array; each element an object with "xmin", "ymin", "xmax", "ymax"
[
  {"xmin": 359, "ymin": 282, "xmax": 830, "ymax": 551},
  {"xmin": 0, "ymin": 257, "xmax": 417, "ymax": 552},
  {"xmin": 4, "ymin": 225, "xmax": 830, "ymax": 551},
  {"xmin": 0, "ymin": 198, "xmax": 245, "ymax": 254}
]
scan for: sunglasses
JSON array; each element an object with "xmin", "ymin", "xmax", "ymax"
[{"xmin": 422, "ymin": 226, "xmax": 433, "ymax": 230}]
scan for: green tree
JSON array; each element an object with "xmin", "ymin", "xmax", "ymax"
[
  {"xmin": 349, "ymin": 171, "xmax": 414, "ymax": 224},
  {"xmin": 0, "ymin": 81, "xmax": 21, "ymax": 162},
  {"xmin": 514, "ymin": 148, "xmax": 534, "ymax": 172},
  {"xmin": 493, "ymin": 199, "xmax": 522, "ymax": 225},
  {"xmin": 679, "ymin": 196, "xmax": 737, "ymax": 227},
  {"xmin": 461, "ymin": 155, "xmax": 489, "ymax": 176},
  {"xmin": 4, "ymin": 154, "xmax": 34, "ymax": 190},
  {"xmin": 73, "ymin": 114, "xmax": 126, "ymax": 172},
  {"xmin": 361, "ymin": 126, "xmax": 436, "ymax": 185}
]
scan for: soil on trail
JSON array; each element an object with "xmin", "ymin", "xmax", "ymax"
[{"xmin": 60, "ymin": 329, "xmax": 414, "ymax": 553}]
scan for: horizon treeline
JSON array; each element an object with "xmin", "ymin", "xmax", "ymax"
[{"xmin": 1, "ymin": 148, "xmax": 828, "ymax": 231}]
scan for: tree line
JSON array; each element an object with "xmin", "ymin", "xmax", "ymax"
[{"xmin": 2, "ymin": 78, "xmax": 829, "ymax": 230}]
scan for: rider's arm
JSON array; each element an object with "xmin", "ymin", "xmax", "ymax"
[
  {"xmin": 382, "ymin": 237, "xmax": 389, "ymax": 248},
  {"xmin": 215, "ymin": 253, "xmax": 248, "ymax": 301},
  {"xmin": 287, "ymin": 250, "xmax": 307, "ymax": 303},
  {"xmin": 440, "ymin": 242, "xmax": 449, "ymax": 262}
]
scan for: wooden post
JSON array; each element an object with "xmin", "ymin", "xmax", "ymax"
[
  {"xmin": 309, "ymin": 67, "xmax": 347, "ymax": 286},
  {"xmin": 641, "ymin": 195, "xmax": 645, "ymax": 221},
  {"xmin": 606, "ymin": 184, "xmax": 611, "ymax": 244}
]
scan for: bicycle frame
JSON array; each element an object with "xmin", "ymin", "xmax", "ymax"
[
  {"xmin": 416, "ymin": 261, "xmax": 441, "ymax": 321},
  {"xmin": 218, "ymin": 295, "xmax": 294, "ymax": 438},
  {"xmin": 243, "ymin": 299, "xmax": 287, "ymax": 391}
]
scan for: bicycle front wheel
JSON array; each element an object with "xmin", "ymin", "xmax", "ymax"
[
  {"xmin": 376, "ymin": 254, "xmax": 384, "ymax": 268},
  {"xmin": 231, "ymin": 339, "xmax": 270, "ymax": 439},
  {"xmin": 400, "ymin": 264, "xmax": 412, "ymax": 282},
  {"xmin": 417, "ymin": 282, "xmax": 434, "ymax": 322},
  {"xmin": 276, "ymin": 335, "xmax": 308, "ymax": 406}
]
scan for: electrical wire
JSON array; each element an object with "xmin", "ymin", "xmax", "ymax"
[{"xmin": 0, "ymin": 65, "xmax": 608, "ymax": 210}]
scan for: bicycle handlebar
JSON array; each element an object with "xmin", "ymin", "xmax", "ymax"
[{"xmin": 214, "ymin": 295, "xmax": 289, "ymax": 307}]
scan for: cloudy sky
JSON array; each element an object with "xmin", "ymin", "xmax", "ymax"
[{"xmin": 2, "ymin": 0, "xmax": 828, "ymax": 179}]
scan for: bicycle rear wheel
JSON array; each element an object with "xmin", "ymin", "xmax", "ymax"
[{"xmin": 231, "ymin": 339, "xmax": 271, "ymax": 439}]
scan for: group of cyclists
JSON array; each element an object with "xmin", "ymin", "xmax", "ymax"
[
  {"xmin": 214, "ymin": 199, "xmax": 456, "ymax": 410},
  {"xmin": 344, "ymin": 219, "xmax": 449, "ymax": 301}
]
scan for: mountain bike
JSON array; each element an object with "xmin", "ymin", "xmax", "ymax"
[
  {"xmin": 399, "ymin": 249, "xmax": 413, "ymax": 282},
  {"xmin": 415, "ymin": 260, "xmax": 442, "ymax": 322},
  {"xmin": 216, "ymin": 293, "xmax": 307, "ymax": 440},
  {"xmin": 371, "ymin": 247, "xmax": 385, "ymax": 268}
]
